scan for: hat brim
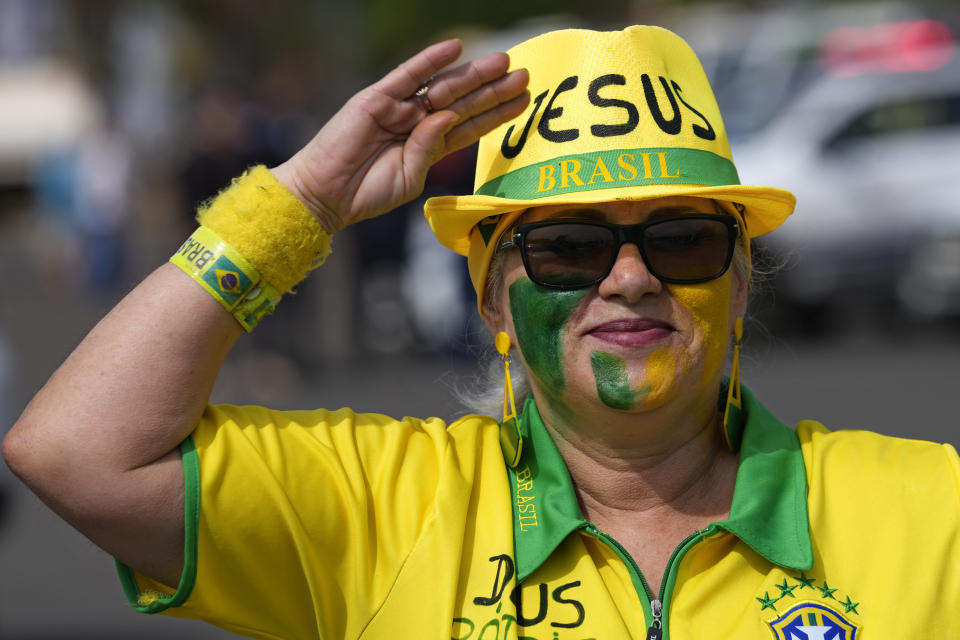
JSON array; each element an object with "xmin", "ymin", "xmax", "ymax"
[{"xmin": 425, "ymin": 183, "xmax": 796, "ymax": 257}]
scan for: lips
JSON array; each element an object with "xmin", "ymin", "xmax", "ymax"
[{"xmin": 587, "ymin": 318, "xmax": 674, "ymax": 347}]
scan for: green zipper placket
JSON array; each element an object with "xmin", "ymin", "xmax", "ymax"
[
  {"xmin": 585, "ymin": 523, "xmax": 715, "ymax": 640},
  {"xmin": 509, "ymin": 389, "xmax": 813, "ymax": 636}
]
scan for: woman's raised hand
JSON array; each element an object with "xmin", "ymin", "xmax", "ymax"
[{"xmin": 272, "ymin": 39, "xmax": 530, "ymax": 232}]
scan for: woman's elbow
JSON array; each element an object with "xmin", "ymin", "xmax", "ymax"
[{"xmin": 2, "ymin": 417, "xmax": 49, "ymax": 492}]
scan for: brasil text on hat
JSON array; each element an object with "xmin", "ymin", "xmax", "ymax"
[{"xmin": 424, "ymin": 25, "xmax": 797, "ymax": 312}]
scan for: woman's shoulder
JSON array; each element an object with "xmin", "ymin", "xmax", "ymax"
[
  {"xmin": 192, "ymin": 402, "xmax": 502, "ymax": 450},
  {"xmin": 795, "ymin": 419, "xmax": 958, "ymax": 459},
  {"xmin": 198, "ymin": 403, "xmax": 498, "ymax": 429},
  {"xmin": 795, "ymin": 419, "xmax": 960, "ymax": 500}
]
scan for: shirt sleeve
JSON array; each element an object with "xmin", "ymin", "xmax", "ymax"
[{"xmin": 116, "ymin": 403, "xmax": 454, "ymax": 639}]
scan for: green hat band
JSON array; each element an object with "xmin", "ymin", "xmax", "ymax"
[{"xmin": 475, "ymin": 146, "xmax": 740, "ymax": 199}]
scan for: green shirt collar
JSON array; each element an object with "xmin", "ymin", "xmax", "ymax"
[{"xmin": 506, "ymin": 386, "xmax": 813, "ymax": 583}]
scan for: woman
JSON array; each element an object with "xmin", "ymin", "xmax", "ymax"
[{"xmin": 4, "ymin": 25, "xmax": 959, "ymax": 640}]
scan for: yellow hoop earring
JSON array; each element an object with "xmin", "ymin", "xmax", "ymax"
[{"xmin": 495, "ymin": 331, "xmax": 523, "ymax": 467}]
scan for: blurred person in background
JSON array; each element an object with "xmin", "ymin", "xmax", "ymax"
[
  {"xmin": 31, "ymin": 111, "xmax": 133, "ymax": 294},
  {"xmin": 73, "ymin": 113, "xmax": 133, "ymax": 292},
  {"xmin": 4, "ymin": 25, "xmax": 960, "ymax": 640}
]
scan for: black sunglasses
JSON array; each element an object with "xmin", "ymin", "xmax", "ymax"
[{"xmin": 500, "ymin": 215, "xmax": 739, "ymax": 289}]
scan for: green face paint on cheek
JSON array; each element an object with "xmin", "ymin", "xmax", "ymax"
[
  {"xmin": 590, "ymin": 350, "xmax": 651, "ymax": 410},
  {"xmin": 508, "ymin": 278, "xmax": 588, "ymax": 394}
]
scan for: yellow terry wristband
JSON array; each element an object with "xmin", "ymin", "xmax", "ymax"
[
  {"xmin": 196, "ymin": 165, "xmax": 332, "ymax": 294},
  {"xmin": 171, "ymin": 226, "xmax": 281, "ymax": 331}
]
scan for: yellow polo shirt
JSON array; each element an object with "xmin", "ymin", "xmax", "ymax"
[{"xmin": 117, "ymin": 387, "xmax": 960, "ymax": 639}]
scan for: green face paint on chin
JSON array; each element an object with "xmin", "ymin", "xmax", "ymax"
[
  {"xmin": 590, "ymin": 350, "xmax": 651, "ymax": 410},
  {"xmin": 508, "ymin": 278, "xmax": 588, "ymax": 395}
]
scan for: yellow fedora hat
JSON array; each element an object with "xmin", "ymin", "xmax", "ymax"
[{"xmin": 424, "ymin": 25, "xmax": 796, "ymax": 312}]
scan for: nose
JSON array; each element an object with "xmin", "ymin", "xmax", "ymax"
[{"xmin": 596, "ymin": 243, "xmax": 663, "ymax": 302}]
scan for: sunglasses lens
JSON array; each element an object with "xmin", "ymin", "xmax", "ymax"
[
  {"xmin": 515, "ymin": 217, "xmax": 735, "ymax": 288},
  {"xmin": 643, "ymin": 218, "xmax": 732, "ymax": 281},
  {"xmin": 523, "ymin": 223, "xmax": 616, "ymax": 287}
]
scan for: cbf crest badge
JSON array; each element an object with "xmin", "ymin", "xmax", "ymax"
[
  {"xmin": 768, "ymin": 602, "xmax": 860, "ymax": 640},
  {"xmin": 757, "ymin": 573, "xmax": 861, "ymax": 640}
]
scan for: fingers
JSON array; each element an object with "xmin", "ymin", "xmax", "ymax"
[
  {"xmin": 376, "ymin": 39, "xmax": 521, "ymax": 120},
  {"xmin": 402, "ymin": 88, "xmax": 529, "ymax": 194},
  {"xmin": 406, "ymin": 111, "xmax": 460, "ymax": 162},
  {"xmin": 443, "ymin": 67, "xmax": 528, "ymax": 124},
  {"xmin": 405, "ymin": 64, "xmax": 529, "ymax": 166},
  {"xmin": 421, "ymin": 52, "xmax": 511, "ymax": 111},
  {"xmin": 442, "ymin": 89, "xmax": 531, "ymax": 154},
  {"xmin": 376, "ymin": 39, "xmax": 463, "ymax": 100}
]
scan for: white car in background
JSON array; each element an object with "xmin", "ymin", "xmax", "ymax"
[
  {"xmin": 731, "ymin": 28, "xmax": 960, "ymax": 330},
  {"xmin": 0, "ymin": 62, "xmax": 100, "ymax": 187}
]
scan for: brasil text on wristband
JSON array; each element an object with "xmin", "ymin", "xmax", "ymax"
[{"xmin": 170, "ymin": 226, "xmax": 281, "ymax": 331}]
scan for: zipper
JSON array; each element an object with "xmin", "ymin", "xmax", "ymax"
[
  {"xmin": 646, "ymin": 598, "xmax": 663, "ymax": 640},
  {"xmin": 585, "ymin": 523, "xmax": 715, "ymax": 639}
]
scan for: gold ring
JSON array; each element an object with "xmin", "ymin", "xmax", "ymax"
[{"xmin": 415, "ymin": 76, "xmax": 435, "ymax": 112}]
